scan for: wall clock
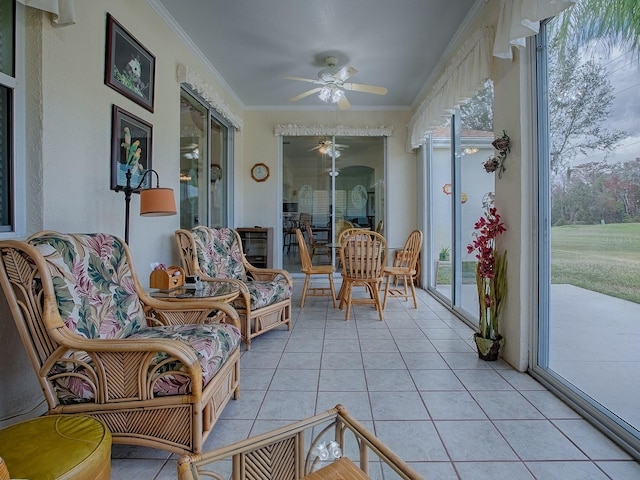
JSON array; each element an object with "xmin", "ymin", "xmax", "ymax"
[{"xmin": 251, "ymin": 163, "xmax": 270, "ymax": 182}]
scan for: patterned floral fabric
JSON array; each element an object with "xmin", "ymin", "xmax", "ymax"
[
  {"xmin": 29, "ymin": 232, "xmax": 241, "ymax": 403},
  {"xmin": 128, "ymin": 323, "xmax": 241, "ymax": 395},
  {"xmin": 29, "ymin": 233, "xmax": 146, "ymax": 339},
  {"xmin": 191, "ymin": 227, "xmax": 292, "ymax": 309},
  {"xmin": 233, "ymin": 279, "xmax": 292, "ymax": 310},
  {"xmin": 192, "ymin": 227, "xmax": 247, "ymax": 281}
]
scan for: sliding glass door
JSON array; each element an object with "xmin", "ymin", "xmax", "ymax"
[
  {"xmin": 535, "ymin": 14, "xmax": 640, "ymax": 452},
  {"xmin": 179, "ymin": 88, "xmax": 232, "ymax": 229},
  {"xmin": 282, "ymin": 136, "xmax": 385, "ymax": 273},
  {"xmin": 427, "ymin": 82, "xmax": 495, "ymax": 323}
]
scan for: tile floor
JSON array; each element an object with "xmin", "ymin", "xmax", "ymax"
[{"xmin": 111, "ymin": 281, "xmax": 640, "ymax": 479}]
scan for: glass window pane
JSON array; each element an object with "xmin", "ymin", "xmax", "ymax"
[
  {"xmin": 430, "ymin": 124, "xmax": 453, "ymax": 300},
  {"xmin": 209, "ymin": 118, "xmax": 227, "ymax": 227},
  {"xmin": 0, "ymin": 0, "xmax": 15, "ymax": 77},
  {"xmin": 179, "ymin": 90, "xmax": 207, "ymax": 228},
  {"xmin": 282, "ymin": 136, "xmax": 384, "ymax": 273},
  {"xmin": 459, "ymin": 80, "xmax": 495, "ymax": 317},
  {"xmin": 0, "ymin": 85, "xmax": 11, "ymax": 228},
  {"xmin": 537, "ymin": 10, "xmax": 640, "ymax": 447}
]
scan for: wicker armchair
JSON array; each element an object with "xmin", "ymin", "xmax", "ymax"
[
  {"xmin": 177, "ymin": 404, "xmax": 423, "ymax": 480},
  {"xmin": 175, "ymin": 227, "xmax": 292, "ymax": 350},
  {"xmin": 0, "ymin": 232, "xmax": 242, "ymax": 455}
]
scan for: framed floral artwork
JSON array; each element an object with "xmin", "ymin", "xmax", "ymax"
[
  {"xmin": 110, "ymin": 105, "xmax": 153, "ymax": 190},
  {"xmin": 105, "ymin": 13, "xmax": 156, "ymax": 112}
]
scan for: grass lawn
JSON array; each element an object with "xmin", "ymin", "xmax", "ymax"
[
  {"xmin": 552, "ymin": 223, "xmax": 640, "ymax": 304},
  {"xmin": 435, "ymin": 223, "xmax": 639, "ymax": 305}
]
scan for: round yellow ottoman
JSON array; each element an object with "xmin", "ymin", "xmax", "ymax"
[{"xmin": 0, "ymin": 415, "xmax": 111, "ymax": 480}]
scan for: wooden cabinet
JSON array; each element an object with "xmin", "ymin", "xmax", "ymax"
[{"xmin": 237, "ymin": 227, "xmax": 273, "ymax": 268}]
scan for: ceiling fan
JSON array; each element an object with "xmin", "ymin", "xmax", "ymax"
[
  {"xmin": 309, "ymin": 139, "xmax": 348, "ymax": 157},
  {"xmin": 285, "ymin": 56, "xmax": 388, "ymax": 109}
]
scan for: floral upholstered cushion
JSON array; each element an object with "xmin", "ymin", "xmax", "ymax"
[
  {"xmin": 29, "ymin": 233, "xmax": 146, "ymax": 340},
  {"xmin": 128, "ymin": 322, "xmax": 241, "ymax": 395},
  {"xmin": 191, "ymin": 227, "xmax": 247, "ymax": 281},
  {"xmin": 51, "ymin": 323, "xmax": 241, "ymax": 402},
  {"xmin": 191, "ymin": 227, "xmax": 292, "ymax": 310},
  {"xmin": 234, "ymin": 279, "xmax": 292, "ymax": 310}
]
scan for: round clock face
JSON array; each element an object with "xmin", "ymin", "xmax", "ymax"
[{"xmin": 251, "ymin": 163, "xmax": 269, "ymax": 182}]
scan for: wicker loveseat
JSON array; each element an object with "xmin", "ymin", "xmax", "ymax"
[
  {"xmin": 175, "ymin": 227, "xmax": 292, "ymax": 349},
  {"xmin": 0, "ymin": 232, "xmax": 242, "ymax": 454}
]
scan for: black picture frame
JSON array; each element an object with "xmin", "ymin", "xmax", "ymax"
[
  {"xmin": 111, "ymin": 105, "xmax": 153, "ymax": 190},
  {"xmin": 105, "ymin": 13, "xmax": 155, "ymax": 112}
]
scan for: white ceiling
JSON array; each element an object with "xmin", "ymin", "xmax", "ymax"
[{"xmin": 154, "ymin": 0, "xmax": 481, "ymax": 110}]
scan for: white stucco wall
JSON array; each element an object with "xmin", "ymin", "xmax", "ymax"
[{"xmin": 34, "ymin": 1, "xmax": 241, "ymax": 276}]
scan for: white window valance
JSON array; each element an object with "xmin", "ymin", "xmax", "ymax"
[
  {"xmin": 177, "ymin": 64, "xmax": 243, "ymax": 130},
  {"xmin": 274, "ymin": 124, "xmax": 393, "ymax": 137},
  {"xmin": 407, "ymin": 26, "xmax": 493, "ymax": 150},
  {"xmin": 493, "ymin": 0, "xmax": 575, "ymax": 59},
  {"xmin": 16, "ymin": 0, "xmax": 76, "ymax": 26}
]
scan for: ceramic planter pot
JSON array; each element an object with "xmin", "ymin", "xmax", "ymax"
[{"xmin": 474, "ymin": 333, "xmax": 504, "ymax": 361}]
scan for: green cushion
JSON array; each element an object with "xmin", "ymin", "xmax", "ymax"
[{"xmin": 0, "ymin": 415, "xmax": 111, "ymax": 479}]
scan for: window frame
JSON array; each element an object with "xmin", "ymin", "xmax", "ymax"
[
  {"xmin": 0, "ymin": 1, "xmax": 25, "ymax": 238},
  {"xmin": 179, "ymin": 85, "xmax": 234, "ymax": 229}
]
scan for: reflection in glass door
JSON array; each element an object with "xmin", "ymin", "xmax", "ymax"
[
  {"xmin": 536, "ymin": 14, "xmax": 640, "ymax": 451},
  {"xmin": 179, "ymin": 88, "xmax": 231, "ymax": 229},
  {"xmin": 282, "ymin": 136, "xmax": 385, "ymax": 273}
]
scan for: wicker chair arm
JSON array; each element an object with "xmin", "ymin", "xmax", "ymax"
[
  {"xmin": 43, "ymin": 329, "xmax": 204, "ymax": 398},
  {"xmin": 244, "ymin": 263, "xmax": 293, "ymax": 287}
]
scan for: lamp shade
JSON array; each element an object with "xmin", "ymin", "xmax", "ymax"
[{"xmin": 139, "ymin": 188, "xmax": 177, "ymax": 216}]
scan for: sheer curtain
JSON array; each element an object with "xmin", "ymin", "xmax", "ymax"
[
  {"xmin": 493, "ymin": 0, "xmax": 575, "ymax": 59},
  {"xmin": 15, "ymin": 0, "xmax": 75, "ymax": 26}
]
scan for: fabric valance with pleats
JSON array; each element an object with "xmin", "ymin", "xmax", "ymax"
[
  {"xmin": 493, "ymin": 0, "xmax": 576, "ymax": 59},
  {"xmin": 407, "ymin": 0, "xmax": 576, "ymax": 150},
  {"xmin": 407, "ymin": 26, "xmax": 493, "ymax": 150},
  {"xmin": 16, "ymin": 0, "xmax": 76, "ymax": 26}
]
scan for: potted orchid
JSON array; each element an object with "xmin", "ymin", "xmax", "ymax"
[{"xmin": 467, "ymin": 204, "xmax": 507, "ymax": 360}]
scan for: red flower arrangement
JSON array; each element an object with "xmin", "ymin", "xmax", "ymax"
[{"xmin": 467, "ymin": 206, "xmax": 507, "ymax": 348}]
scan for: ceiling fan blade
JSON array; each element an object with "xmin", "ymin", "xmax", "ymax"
[
  {"xmin": 283, "ymin": 76, "xmax": 322, "ymax": 84},
  {"xmin": 337, "ymin": 95, "xmax": 351, "ymax": 110},
  {"xmin": 343, "ymin": 82, "xmax": 388, "ymax": 95},
  {"xmin": 289, "ymin": 87, "xmax": 322, "ymax": 102},
  {"xmin": 335, "ymin": 65, "xmax": 357, "ymax": 81}
]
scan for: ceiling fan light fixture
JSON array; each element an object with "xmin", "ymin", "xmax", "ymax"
[
  {"xmin": 318, "ymin": 86, "xmax": 331, "ymax": 102},
  {"xmin": 319, "ymin": 145, "xmax": 341, "ymax": 158},
  {"xmin": 331, "ymin": 88, "xmax": 345, "ymax": 103}
]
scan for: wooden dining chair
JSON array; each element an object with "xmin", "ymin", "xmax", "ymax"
[
  {"xmin": 339, "ymin": 230, "xmax": 387, "ymax": 321},
  {"xmin": 304, "ymin": 222, "xmax": 330, "ymax": 263},
  {"xmin": 383, "ymin": 229, "xmax": 423, "ymax": 308},
  {"xmin": 296, "ymin": 229, "xmax": 336, "ymax": 307}
]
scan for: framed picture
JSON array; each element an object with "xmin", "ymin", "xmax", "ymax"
[
  {"xmin": 105, "ymin": 13, "xmax": 155, "ymax": 112},
  {"xmin": 111, "ymin": 105, "xmax": 153, "ymax": 190}
]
